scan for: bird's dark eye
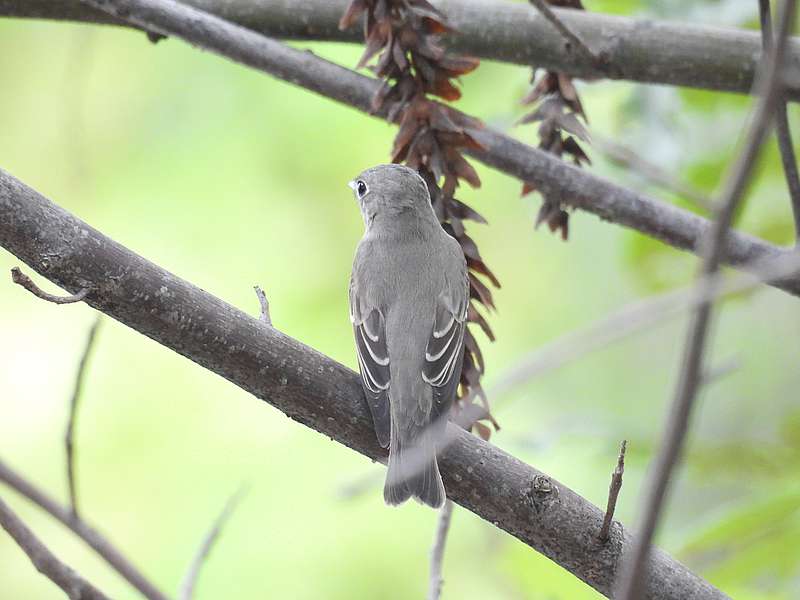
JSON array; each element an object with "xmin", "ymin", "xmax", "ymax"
[{"xmin": 356, "ymin": 180, "xmax": 368, "ymax": 198}]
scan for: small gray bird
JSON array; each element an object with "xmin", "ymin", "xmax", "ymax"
[{"xmin": 348, "ymin": 164, "xmax": 469, "ymax": 508}]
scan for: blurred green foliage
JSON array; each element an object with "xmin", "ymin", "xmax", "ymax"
[{"xmin": 1, "ymin": 1, "xmax": 799, "ymax": 599}]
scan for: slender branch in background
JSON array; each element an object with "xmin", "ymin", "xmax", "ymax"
[
  {"xmin": 0, "ymin": 496, "xmax": 111, "ymax": 600},
  {"xmin": 774, "ymin": 112, "xmax": 800, "ymax": 237},
  {"xmin": 527, "ymin": 0, "xmax": 600, "ymax": 65},
  {"xmin": 11, "ymin": 266, "xmax": 90, "ymax": 304},
  {"xmin": 0, "ymin": 458, "xmax": 170, "ymax": 600},
  {"xmin": 335, "ymin": 468, "xmax": 382, "ymax": 500},
  {"xmin": 253, "ymin": 285, "xmax": 271, "ymax": 325},
  {"xmin": 593, "ymin": 135, "xmax": 715, "ymax": 213},
  {"xmin": 178, "ymin": 488, "xmax": 246, "ymax": 600},
  {"xmin": 598, "ymin": 440, "xmax": 626, "ymax": 542},
  {"xmin": 74, "ymin": 0, "xmax": 800, "ymax": 299},
  {"xmin": 616, "ymin": 1, "xmax": 797, "ymax": 598},
  {"xmin": 483, "ymin": 251, "xmax": 800, "ymax": 405},
  {"xmin": 65, "ymin": 315, "xmax": 102, "ymax": 518},
  {"xmin": 10, "ymin": 0, "xmax": 800, "ymax": 101},
  {"xmin": 427, "ymin": 500, "xmax": 455, "ymax": 600},
  {"xmin": 701, "ymin": 356, "xmax": 742, "ymax": 385},
  {"xmin": 0, "ymin": 169, "xmax": 729, "ymax": 599},
  {"xmin": 759, "ymin": 0, "xmax": 800, "ymax": 241}
]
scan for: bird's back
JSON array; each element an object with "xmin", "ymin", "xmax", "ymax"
[{"xmin": 350, "ymin": 209, "xmax": 467, "ymax": 508}]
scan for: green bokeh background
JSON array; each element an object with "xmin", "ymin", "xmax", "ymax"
[{"xmin": 2, "ymin": 2, "xmax": 799, "ymax": 599}]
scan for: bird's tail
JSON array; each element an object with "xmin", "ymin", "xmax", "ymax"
[{"xmin": 384, "ymin": 421, "xmax": 445, "ymax": 509}]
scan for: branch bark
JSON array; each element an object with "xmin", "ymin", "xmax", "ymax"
[
  {"xmin": 0, "ymin": 168, "xmax": 727, "ymax": 599},
  {"xmin": 5, "ymin": 0, "xmax": 800, "ymax": 101},
  {"xmin": 37, "ymin": 0, "xmax": 800, "ymax": 301},
  {"xmin": 0, "ymin": 496, "xmax": 111, "ymax": 600}
]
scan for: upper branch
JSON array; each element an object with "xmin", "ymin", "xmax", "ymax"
[
  {"xmin": 46, "ymin": 0, "xmax": 800, "ymax": 300},
  {"xmin": 0, "ymin": 168, "xmax": 727, "ymax": 600},
  {"xmin": 4, "ymin": 0, "xmax": 800, "ymax": 101}
]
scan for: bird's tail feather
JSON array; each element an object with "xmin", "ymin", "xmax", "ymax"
[{"xmin": 384, "ymin": 422, "xmax": 445, "ymax": 509}]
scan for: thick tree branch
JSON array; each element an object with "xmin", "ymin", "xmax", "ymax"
[
  {"xmin": 0, "ymin": 496, "xmax": 111, "ymax": 600},
  {"xmin": 0, "ymin": 457, "xmax": 169, "ymax": 600},
  {"xmin": 617, "ymin": 1, "xmax": 796, "ymax": 597},
  {"xmin": 5, "ymin": 0, "xmax": 800, "ymax": 101},
  {"xmin": 0, "ymin": 169, "xmax": 727, "ymax": 599},
  {"xmin": 45, "ymin": 0, "xmax": 800, "ymax": 300}
]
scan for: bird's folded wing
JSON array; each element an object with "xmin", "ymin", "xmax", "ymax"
[
  {"xmin": 422, "ymin": 274, "xmax": 469, "ymax": 420},
  {"xmin": 350, "ymin": 278, "xmax": 391, "ymax": 448}
]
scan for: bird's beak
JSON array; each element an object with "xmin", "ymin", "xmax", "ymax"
[{"xmin": 347, "ymin": 180, "xmax": 356, "ymax": 191}]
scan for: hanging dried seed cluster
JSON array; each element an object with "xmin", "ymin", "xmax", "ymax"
[
  {"xmin": 521, "ymin": 0, "xmax": 591, "ymax": 241},
  {"xmin": 340, "ymin": 0, "xmax": 499, "ymax": 436}
]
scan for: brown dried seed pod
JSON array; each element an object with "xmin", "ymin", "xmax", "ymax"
[{"xmin": 342, "ymin": 0, "xmax": 500, "ymax": 433}]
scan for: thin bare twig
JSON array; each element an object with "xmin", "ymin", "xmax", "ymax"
[
  {"xmin": 759, "ymin": 0, "xmax": 800, "ymax": 241},
  {"xmin": 0, "ymin": 458, "xmax": 170, "ymax": 600},
  {"xmin": 65, "ymin": 316, "xmax": 102, "ymax": 519},
  {"xmin": 594, "ymin": 135, "xmax": 715, "ymax": 212},
  {"xmin": 599, "ymin": 440, "xmax": 626, "ymax": 542},
  {"xmin": 10, "ymin": 266, "xmax": 90, "ymax": 304},
  {"xmin": 616, "ymin": 1, "xmax": 797, "ymax": 597},
  {"xmin": 528, "ymin": 0, "xmax": 601, "ymax": 65},
  {"xmin": 253, "ymin": 285, "xmax": 271, "ymax": 325},
  {"xmin": 179, "ymin": 487, "xmax": 246, "ymax": 600},
  {"xmin": 427, "ymin": 499, "xmax": 455, "ymax": 600},
  {"xmin": 0, "ymin": 496, "xmax": 111, "ymax": 600}
]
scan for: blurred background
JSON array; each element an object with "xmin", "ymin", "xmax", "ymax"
[{"xmin": 1, "ymin": 0, "xmax": 799, "ymax": 598}]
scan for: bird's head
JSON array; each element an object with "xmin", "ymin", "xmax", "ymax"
[{"xmin": 348, "ymin": 164, "xmax": 436, "ymax": 228}]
